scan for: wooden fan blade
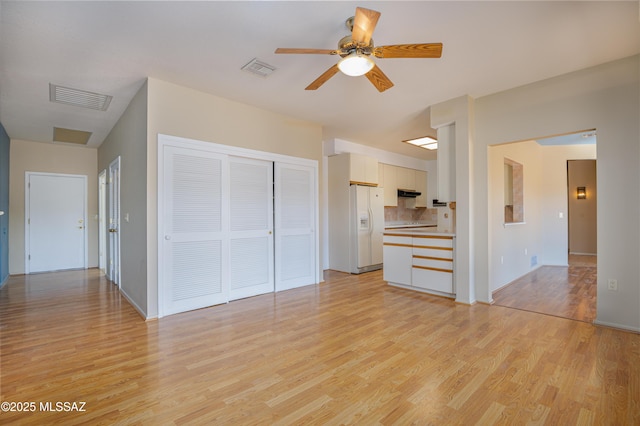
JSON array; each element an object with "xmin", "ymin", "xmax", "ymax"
[
  {"xmin": 275, "ymin": 48, "xmax": 336, "ymax": 55},
  {"xmin": 351, "ymin": 7, "xmax": 381, "ymax": 46},
  {"xmin": 373, "ymin": 43, "xmax": 443, "ymax": 59},
  {"xmin": 365, "ymin": 64, "xmax": 394, "ymax": 92},
  {"xmin": 305, "ymin": 64, "xmax": 340, "ymax": 90}
]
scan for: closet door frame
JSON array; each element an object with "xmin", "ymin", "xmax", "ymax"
[{"xmin": 157, "ymin": 134, "xmax": 320, "ymax": 318}]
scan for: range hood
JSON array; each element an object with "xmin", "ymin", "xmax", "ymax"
[{"xmin": 397, "ymin": 189, "xmax": 421, "ymax": 198}]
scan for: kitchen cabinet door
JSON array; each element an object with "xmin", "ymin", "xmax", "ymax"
[
  {"xmin": 397, "ymin": 167, "xmax": 416, "ymax": 190},
  {"xmin": 415, "ymin": 170, "xmax": 427, "ymax": 207},
  {"xmin": 382, "ymin": 164, "xmax": 398, "ymax": 206},
  {"xmin": 383, "ymin": 236, "xmax": 412, "ymax": 286},
  {"xmin": 349, "ymin": 153, "xmax": 378, "ymax": 185}
]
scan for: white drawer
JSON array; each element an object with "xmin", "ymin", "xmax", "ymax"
[
  {"xmin": 412, "ymin": 235, "xmax": 454, "ymax": 248},
  {"xmin": 412, "ymin": 255, "xmax": 453, "ymax": 271},
  {"xmin": 383, "ymin": 235, "xmax": 412, "ymax": 246},
  {"xmin": 412, "ymin": 246, "xmax": 453, "ymax": 260},
  {"xmin": 412, "ymin": 266, "xmax": 453, "ymax": 293}
]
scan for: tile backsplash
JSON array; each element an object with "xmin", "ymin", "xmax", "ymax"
[{"xmin": 384, "ymin": 198, "xmax": 437, "ymax": 223}]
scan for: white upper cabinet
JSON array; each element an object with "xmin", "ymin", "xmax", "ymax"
[
  {"xmin": 348, "ymin": 153, "xmax": 378, "ymax": 186},
  {"xmin": 379, "ymin": 164, "xmax": 427, "ymax": 207},
  {"xmin": 382, "ymin": 164, "xmax": 398, "ymax": 206},
  {"xmin": 415, "ymin": 170, "xmax": 427, "ymax": 208},
  {"xmin": 396, "ymin": 167, "xmax": 416, "ymax": 190}
]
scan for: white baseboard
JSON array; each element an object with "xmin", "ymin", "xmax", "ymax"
[
  {"xmin": 119, "ymin": 288, "xmax": 148, "ymax": 320},
  {"xmin": 593, "ymin": 319, "xmax": 640, "ymax": 334}
]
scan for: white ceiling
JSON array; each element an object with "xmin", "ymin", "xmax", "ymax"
[{"xmin": 1, "ymin": 1, "xmax": 638, "ymax": 159}]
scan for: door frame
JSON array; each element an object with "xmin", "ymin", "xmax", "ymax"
[
  {"xmin": 108, "ymin": 157, "xmax": 121, "ymax": 287},
  {"xmin": 98, "ymin": 169, "xmax": 107, "ymax": 273},
  {"xmin": 24, "ymin": 171, "xmax": 88, "ymax": 274}
]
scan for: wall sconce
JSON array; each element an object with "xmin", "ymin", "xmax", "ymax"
[{"xmin": 577, "ymin": 186, "xmax": 586, "ymax": 199}]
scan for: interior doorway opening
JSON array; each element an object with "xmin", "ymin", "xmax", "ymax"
[
  {"xmin": 567, "ymin": 159, "xmax": 597, "ymax": 258},
  {"xmin": 490, "ymin": 129, "xmax": 597, "ymax": 322}
]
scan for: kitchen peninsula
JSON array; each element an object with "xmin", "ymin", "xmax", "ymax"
[{"xmin": 383, "ymin": 228, "xmax": 456, "ymax": 297}]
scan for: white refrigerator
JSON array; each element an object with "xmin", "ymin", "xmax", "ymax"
[{"xmin": 350, "ymin": 185, "xmax": 384, "ymax": 274}]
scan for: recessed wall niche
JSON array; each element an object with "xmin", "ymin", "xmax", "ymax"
[{"xmin": 504, "ymin": 158, "xmax": 524, "ymax": 223}]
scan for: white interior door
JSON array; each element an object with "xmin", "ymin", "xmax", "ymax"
[
  {"xmin": 161, "ymin": 146, "xmax": 228, "ymax": 316},
  {"xmin": 108, "ymin": 158, "xmax": 121, "ymax": 286},
  {"xmin": 229, "ymin": 157, "xmax": 274, "ymax": 300},
  {"xmin": 26, "ymin": 172, "xmax": 86, "ymax": 273},
  {"xmin": 274, "ymin": 163, "xmax": 316, "ymax": 291}
]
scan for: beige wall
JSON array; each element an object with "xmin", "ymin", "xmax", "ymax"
[
  {"xmin": 488, "ymin": 140, "xmax": 544, "ymax": 291},
  {"xmin": 9, "ymin": 140, "xmax": 98, "ymax": 274},
  {"xmin": 145, "ymin": 78, "xmax": 324, "ymax": 318},
  {"xmin": 98, "ymin": 80, "xmax": 148, "ymax": 315}
]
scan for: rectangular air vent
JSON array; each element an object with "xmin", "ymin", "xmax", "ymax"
[
  {"xmin": 241, "ymin": 58, "xmax": 276, "ymax": 78},
  {"xmin": 53, "ymin": 127, "xmax": 92, "ymax": 145},
  {"xmin": 49, "ymin": 84, "xmax": 112, "ymax": 111}
]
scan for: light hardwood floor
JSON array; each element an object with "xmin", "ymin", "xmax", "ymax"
[
  {"xmin": 1, "ymin": 268, "xmax": 638, "ymax": 425},
  {"xmin": 492, "ymin": 256, "xmax": 597, "ymax": 323}
]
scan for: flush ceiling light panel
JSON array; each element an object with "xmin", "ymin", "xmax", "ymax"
[
  {"xmin": 49, "ymin": 83, "xmax": 112, "ymax": 111},
  {"xmin": 53, "ymin": 127, "xmax": 92, "ymax": 145},
  {"xmin": 241, "ymin": 58, "xmax": 276, "ymax": 78},
  {"xmin": 403, "ymin": 136, "xmax": 438, "ymax": 150}
]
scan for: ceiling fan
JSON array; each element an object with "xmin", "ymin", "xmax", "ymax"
[{"xmin": 275, "ymin": 7, "xmax": 443, "ymax": 92}]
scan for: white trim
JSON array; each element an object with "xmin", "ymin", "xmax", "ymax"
[
  {"xmin": 158, "ymin": 134, "xmax": 318, "ymax": 168},
  {"xmin": 24, "ymin": 171, "xmax": 88, "ymax": 274},
  {"xmin": 98, "ymin": 169, "xmax": 107, "ymax": 274},
  {"xmin": 108, "ymin": 157, "xmax": 121, "ymax": 288},
  {"xmin": 593, "ymin": 319, "xmax": 640, "ymax": 334},
  {"xmin": 503, "ymin": 221, "xmax": 526, "ymax": 227}
]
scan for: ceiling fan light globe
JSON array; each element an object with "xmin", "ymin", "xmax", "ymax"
[{"xmin": 338, "ymin": 53, "xmax": 374, "ymax": 77}]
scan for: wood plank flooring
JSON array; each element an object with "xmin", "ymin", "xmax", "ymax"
[
  {"xmin": 492, "ymin": 256, "xmax": 597, "ymax": 323},
  {"xmin": 1, "ymin": 268, "xmax": 638, "ymax": 425}
]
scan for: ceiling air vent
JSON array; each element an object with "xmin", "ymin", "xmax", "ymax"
[
  {"xmin": 53, "ymin": 127, "xmax": 92, "ymax": 145},
  {"xmin": 49, "ymin": 83, "xmax": 112, "ymax": 111},
  {"xmin": 241, "ymin": 58, "xmax": 276, "ymax": 78}
]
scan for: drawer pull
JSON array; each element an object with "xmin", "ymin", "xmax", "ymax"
[{"xmin": 412, "ymin": 265, "xmax": 453, "ymax": 273}]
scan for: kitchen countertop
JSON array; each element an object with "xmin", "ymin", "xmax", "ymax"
[
  {"xmin": 383, "ymin": 228, "xmax": 456, "ymax": 237},
  {"xmin": 384, "ymin": 223, "xmax": 437, "ymax": 229}
]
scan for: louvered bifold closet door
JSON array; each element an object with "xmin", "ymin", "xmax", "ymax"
[
  {"xmin": 274, "ymin": 162, "xmax": 317, "ymax": 291},
  {"xmin": 228, "ymin": 157, "xmax": 274, "ymax": 300},
  {"xmin": 162, "ymin": 146, "xmax": 228, "ymax": 316}
]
